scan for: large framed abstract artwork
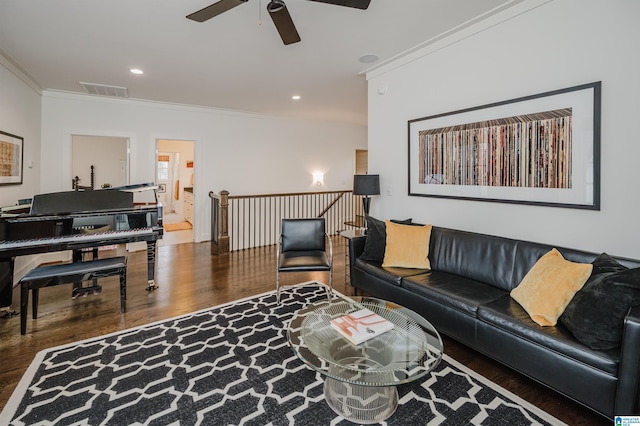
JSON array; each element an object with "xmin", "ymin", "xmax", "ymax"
[
  {"xmin": 408, "ymin": 82, "xmax": 601, "ymax": 210},
  {"xmin": 0, "ymin": 130, "xmax": 24, "ymax": 185}
]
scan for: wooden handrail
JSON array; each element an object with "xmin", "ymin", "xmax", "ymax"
[
  {"xmin": 228, "ymin": 190, "xmax": 352, "ymax": 200},
  {"xmin": 317, "ymin": 192, "xmax": 345, "ymax": 218}
]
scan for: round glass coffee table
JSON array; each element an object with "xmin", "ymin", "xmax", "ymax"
[{"xmin": 288, "ymin": 297, "xmax": 443, "ymax": 424}]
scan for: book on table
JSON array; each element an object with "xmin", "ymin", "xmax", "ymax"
[{"xmin": 330, "ymin": 308, "xmax": 394, "ymax": 345}]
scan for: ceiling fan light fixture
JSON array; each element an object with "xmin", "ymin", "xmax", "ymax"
[{"xmin": 266, "ymin": 0, "xmax": 286, "ymax": 13}]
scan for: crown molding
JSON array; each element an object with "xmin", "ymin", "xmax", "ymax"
[
  {"xmin": 0, "ymin": 48, "xmax": 42, "ymax": 95},
  {"xmin": 362, "ymin": 0, "xmax": 552, "ymax": 80}
]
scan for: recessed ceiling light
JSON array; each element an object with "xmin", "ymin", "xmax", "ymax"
[
  {"xmin": 130, "ymin": 68, "xmax": 144, "ymax": 75},
  {"xmin": 358, "ymin": 54, "xmax": 379, "ymax": 64},
  {"xmin": 291, "ymin": 95, "xmax": 301, "ymax": 100}
]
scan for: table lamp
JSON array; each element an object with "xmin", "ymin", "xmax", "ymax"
[{"xmin": 353, "ymin": 174, "xmax": 380, "ymax": 232}]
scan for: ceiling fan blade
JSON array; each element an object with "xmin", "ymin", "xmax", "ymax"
[
  {"xmin": 307, "ymin": 0, "xmax": 371, "ymax": 10},
  {"xmin": 186, "ymin": 0, "xmax": 247, "ymax": 22},
  {"xmin": 267, "ymin": 1, "xmax": 301, "ymax": 45}
]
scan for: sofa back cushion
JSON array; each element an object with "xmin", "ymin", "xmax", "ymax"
[
  {"xmin": 418, "ymin": 225, "xmax": 640, "ymax": 293},
  {"xmin": 429, "ymin": 227, "xmax": 518, "ymax": 292}
]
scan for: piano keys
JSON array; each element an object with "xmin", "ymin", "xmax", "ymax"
[{"xmin": 0, "ymin": 184, "xmax": 163, "ymax": 292}]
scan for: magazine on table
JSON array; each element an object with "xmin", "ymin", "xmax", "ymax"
[{"xmin": 330, "ymin": 308, "xmax": 394, "ymax": 344}]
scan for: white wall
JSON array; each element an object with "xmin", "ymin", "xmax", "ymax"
[
  {"xmin": 41, "ymin": 92, "xmax": 367, "ymax": 242},
  {"xmin": 0, "ymin": 62, "xmax": 41, "ymax": 206},
  {"xmin": 0, "ymin": 61, "xmax": 62, "ymax": 281},
  {"xmin": 367, "ymin": 0, "xmax": 640, "ymax": 259}
]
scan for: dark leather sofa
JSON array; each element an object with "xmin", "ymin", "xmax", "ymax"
[{"xmin": 348, "ymin": 225, "xmax": 640, "ymax": 418}]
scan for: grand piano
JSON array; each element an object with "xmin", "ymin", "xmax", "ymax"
[{"xmin": 0, "ymin": 184, "xmax": 163, "ymax": 299}]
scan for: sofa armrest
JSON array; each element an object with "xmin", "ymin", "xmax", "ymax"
[
  {"xmin": 348, "ymin": 235, "xmax": 366, "ymax": 261},
  {"xmin": 617, "ymin": 305, "xmax": 640, "ymax": 415}
]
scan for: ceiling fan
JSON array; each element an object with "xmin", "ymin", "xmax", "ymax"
[{"xmin": 186, "ymin": 0, "xmax": 371, "ymax": 45}]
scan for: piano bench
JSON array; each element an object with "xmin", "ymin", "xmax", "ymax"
[{"xmin": 18, "ymin": 257, "xmax": 127, "ymax": 335}]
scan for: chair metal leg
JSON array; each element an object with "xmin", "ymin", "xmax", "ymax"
[
  {"xmin": 326, "ymin": 232, "xmax": 333, "ymax": 302},
  {"xmin": 325, "ymin": 269, "xmax": 333, "ymax": 302},
  {"xmin": 276, "ymin": 269, "xmax": 281, "ymax": 304}
]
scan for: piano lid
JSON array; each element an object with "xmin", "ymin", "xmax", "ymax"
[
  {"xmin": 104, "ymin": 182, "xmax": 159, "ymax": 193},
  {"xmin": 104, "ymin": 182, "xmax": 159, "ymax": 205},
  {"xmin": 30, "ymin": 190, "xmax": 133, "ymax": 215}
]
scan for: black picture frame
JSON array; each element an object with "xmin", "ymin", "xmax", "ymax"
[
  {"xmin": 408, "ymin": 82, "xmax": 601, "ymax": 210},
  {"xmin": 0, "ymin": 130, "xmax": 24, "ymax": 185}
]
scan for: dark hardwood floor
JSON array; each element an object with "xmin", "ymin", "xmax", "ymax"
[{"xmin": 0, "ymin": 238, "xmax": 609, "ymax": 425}]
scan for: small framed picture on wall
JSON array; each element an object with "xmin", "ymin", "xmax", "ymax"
[{"xmin": 0, "ymin": 130, "xmax": 24, "ymax": 185}]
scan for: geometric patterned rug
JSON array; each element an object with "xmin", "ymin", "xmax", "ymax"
[{"xmin": 1, "ymin": 283, "xmax": 565, "ymax": 425}]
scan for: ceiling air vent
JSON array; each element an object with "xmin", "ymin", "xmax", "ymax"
[{"xmin": 80, "ymin": 82, "xmax": 129, "ymax": 98}]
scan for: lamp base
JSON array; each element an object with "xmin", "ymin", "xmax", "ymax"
[{"xmin": 362, "ymin": 197, "xmax": 371, "ymax": 231}]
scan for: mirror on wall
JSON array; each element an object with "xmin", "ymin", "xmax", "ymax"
[{"xmin": 71, "ymin": 135, "xmax": 129, "ymax": 190}]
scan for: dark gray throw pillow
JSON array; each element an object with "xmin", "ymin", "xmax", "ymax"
[
  {"xmin": 359, "ymin": 216, "xmax": 412, "ymax": 263},
  {"xmin": 560, "ymin": 253, "xmax": 640, "ymax": 350}
]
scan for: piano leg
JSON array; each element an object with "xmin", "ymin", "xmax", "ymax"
[
  {"xmin": 71, "ymin": 250, "xmax": 83, "ymax": 298},
  {"xmin": 145, "ymin": 240, "xmax": 158, "ymax": 291},
  {"xmin": 0, "ymin": 259, "xmax": 14, "ymax": 312}
]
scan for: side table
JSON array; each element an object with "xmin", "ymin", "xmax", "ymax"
[{"xmin": 339, "ymin": 229, "xmax": 363, "ymax": 288}]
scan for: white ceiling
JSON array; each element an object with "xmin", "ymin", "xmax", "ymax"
[{"xmin": 0, "ymin": 0, "xmax": 519, "ymax": 125}]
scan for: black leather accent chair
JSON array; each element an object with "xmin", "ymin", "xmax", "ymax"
[{"xmin": 276, "ymin": 218, "xmax": 332, "ymax": 303}]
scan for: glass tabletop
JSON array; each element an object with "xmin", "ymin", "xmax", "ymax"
[{"xmin": 287, "ymin": 296, "xmax": 443, "ymax": 386}]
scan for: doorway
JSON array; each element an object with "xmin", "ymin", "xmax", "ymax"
[
  {"xmin": 355, "ymin": 149, "xmax": 368, "ymax": 174},
  {"xmin": 156, "ymin": 152, "xmax": 178, "ymax": 213},
  {"xmin": 72, "ymin": 135, "xmax": 129, "ymax": 190},
  {"xmin": 156, "ymin": 139, "xmax": 195, "ymax": 246},
  {"xmin": 354, "ymin": 149, "xmax": 368, "ymax": 219}
]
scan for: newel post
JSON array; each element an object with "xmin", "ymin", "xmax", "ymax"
[
  {"xmin": 218, "ymin": 190, "xmax": 230, "ymax": 255},
  {"xmin": 210, "ymin": 190, "xmax": 230, "ymax": 255}
]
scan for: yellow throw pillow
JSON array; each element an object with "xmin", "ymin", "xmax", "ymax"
[
  {"xmin": 511, "ymin": 248, "xmax": 593, "ymax": 326},
  {"xmin": 382, "ymin": 221, "xmax": 432, "ymax": 269}
]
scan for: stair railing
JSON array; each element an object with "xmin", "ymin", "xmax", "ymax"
[{"xmin": 210, "ymin": 190, "xmax": 360, "ymax": 253}]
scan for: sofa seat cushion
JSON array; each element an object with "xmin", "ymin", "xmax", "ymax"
[
  {"xmin": 354, "ymin": 258, "xmax": 427, "ymax": 286},
  {"xmin": 478, "ymin": 295, "xmax": 619, "ymax": 375},
  {"xmin": 402, "ymin": 272, "xmax": 506, "ymax": 317}
]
